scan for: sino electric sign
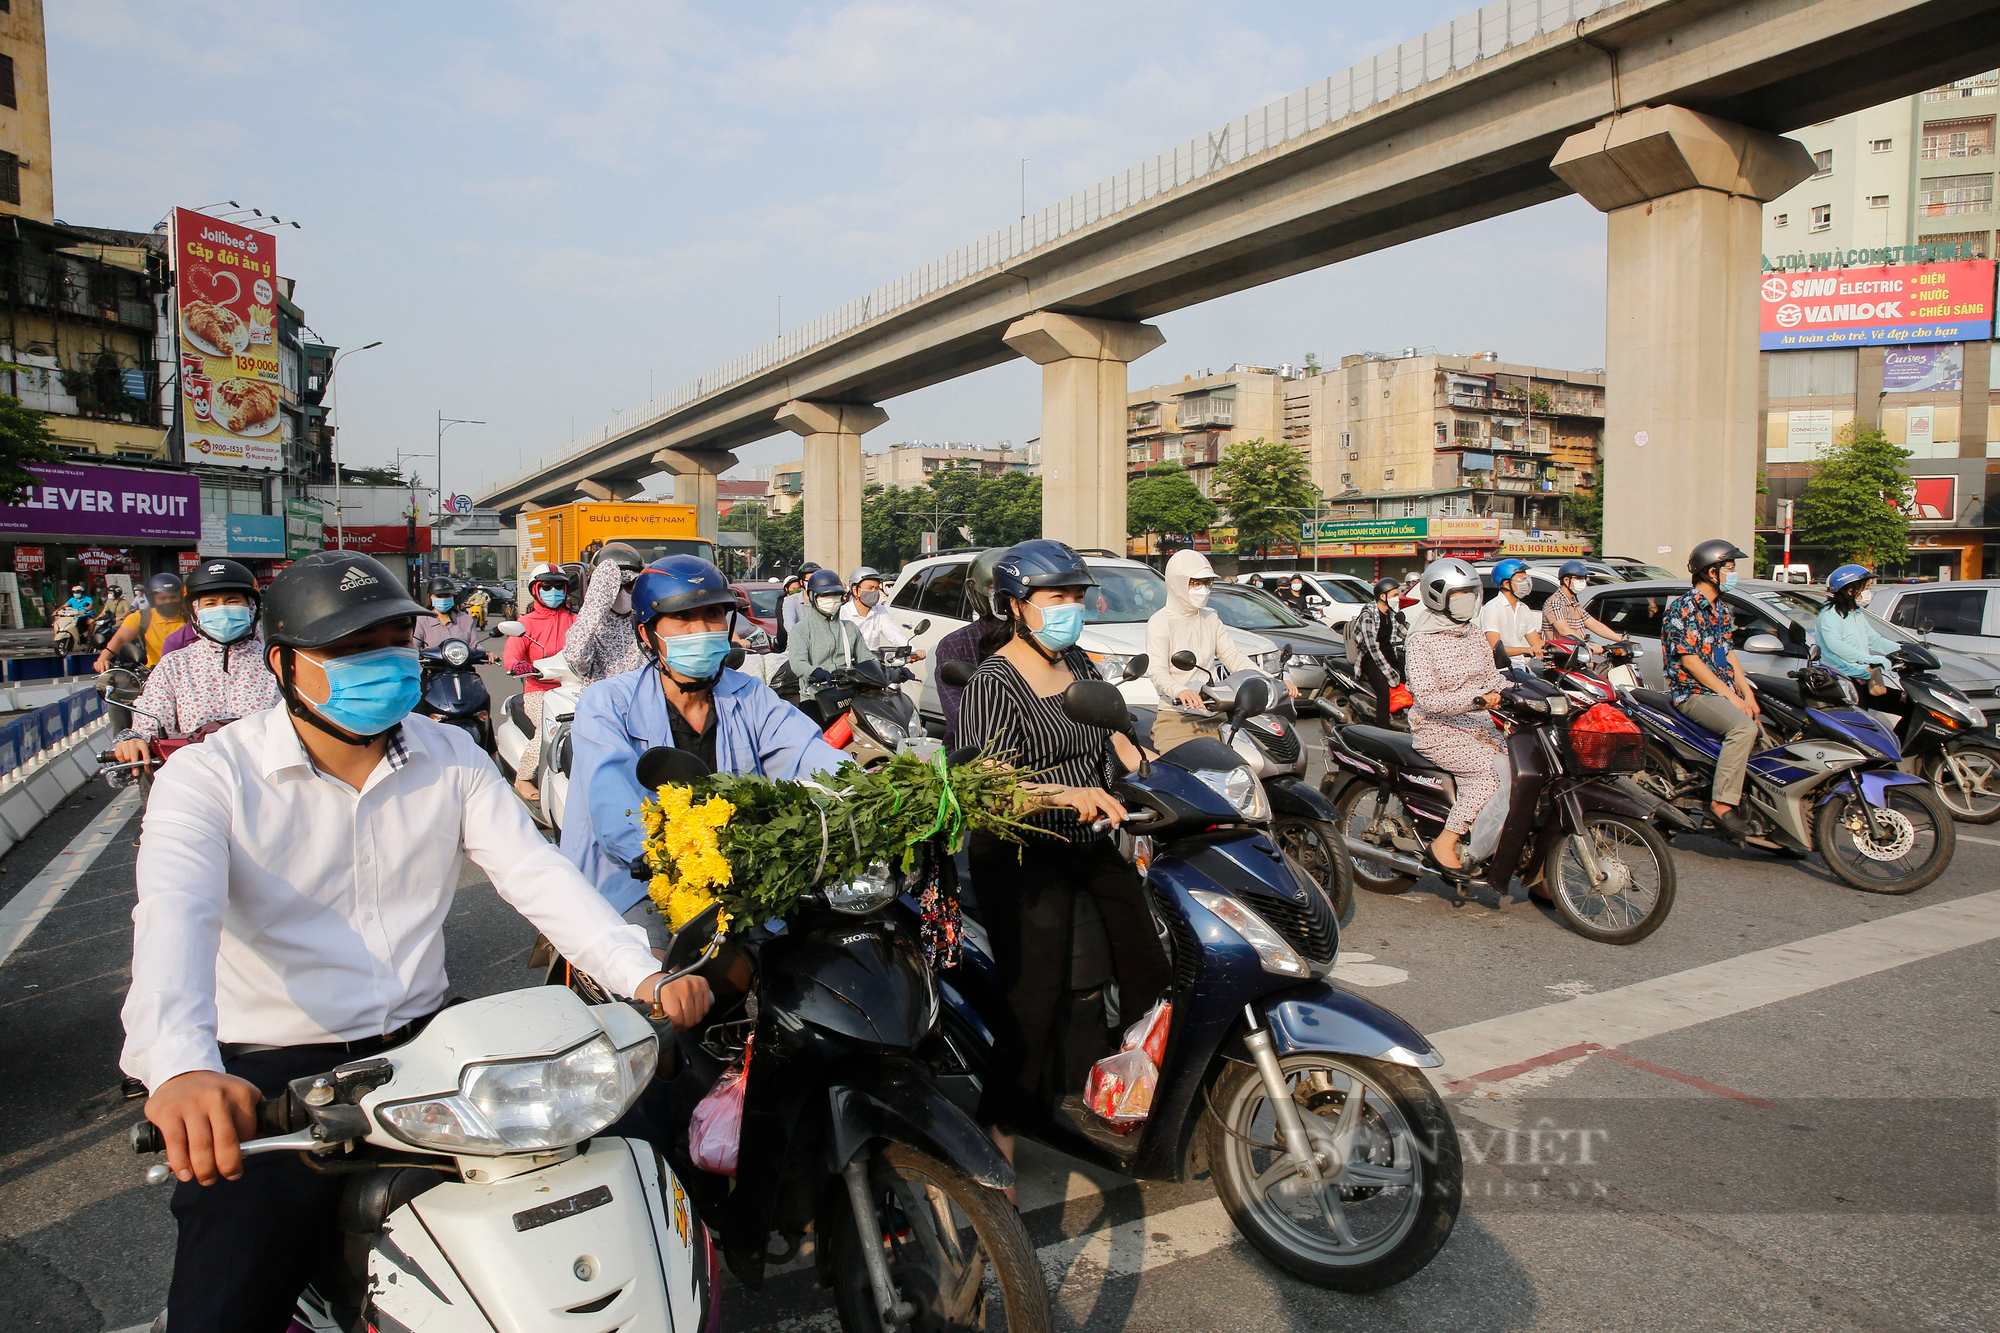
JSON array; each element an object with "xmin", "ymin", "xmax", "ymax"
[{"xmin": 1759, "ymin": 260, "xmax": 1994, "ymax": 350}]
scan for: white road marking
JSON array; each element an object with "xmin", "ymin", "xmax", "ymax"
[
  {"xmin": 1329, "ymin": 950, "xmax": 1408, "ymax": 987},
  {"xmin": 1958, "ymin": 834, "xmax": 2000, "ymax": 848},
  {"xmin": 0, "ymin": 788, "xmax": 140, "ymax": 969},
  {"xmin": 1431, "ymin": 887, "xmax": 2000, "ymax": 1087}
]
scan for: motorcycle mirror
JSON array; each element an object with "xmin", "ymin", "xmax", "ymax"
[
  {"xmin": 1060, "ymin": 679, "xmax": 1135, "ymax": 736},
  {"xmin": 946, "ymin": 745, "xmax": 981, "ymax": 766},
  {"xmin": 636, "ymin": 745, "xmax": 713, "ymax": 790},
  {"xmin": 1121, "ymin": 652, "xmax": 1149, "ymax": 683},
  {"xmin": 1742, "ymin": 633, "xmax": 1784, "ymax": 654},
  {"xmin": 1231, "ymin": 673, "xmax": 1272, "ymax": 721},
  {"xmin": 660, "ymin": 901, "xmax": 725, "ymax": 979},
  {"xmin": 1919, "ymin": 618, "xmax": 1935, "ymax": 637},
  {"xmin": 938, "ymin": 659, "xmax": 975, "ymax": 689},
  {"xmin": 912, "ymin": 619, "xmax": 931, "ymax": 636},
  {"xmin": 494, "ymin": 619, "xmax": 526, "ymax": 638},
  {"xmin": 96, "ymin": 668, "xmax": 144, "ymax": 705},
  {"xmin": 724, "ymin": 646, "xmax": 746, "ymax": 670},
  {"xmin": 1170, "ymin": 649, "xmax": 1199, "ymax": 671}
]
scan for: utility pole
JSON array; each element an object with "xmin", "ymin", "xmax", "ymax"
[
  {"xmin": 436, "ymin": 412, "xmax": 485, "ymax": 583},
  {"xmin": 897, "ymin": 491, "xmax": 976, "ymax": 560},
  {"xmin": 323, "ymin": 341, "xmax": 382, "ymax": 550}
]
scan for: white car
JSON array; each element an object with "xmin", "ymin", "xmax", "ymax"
[
  {"xmin": 883, "ymin": 550, "xmax": 1279, "ymax": 731},
  {"xmin": 1873, "ymin": 579, "xmax": 2000, "ymax": 672},
  {"xmin": 1235, "ymin": 569, "xmax": 1374, "ymax": 628}
]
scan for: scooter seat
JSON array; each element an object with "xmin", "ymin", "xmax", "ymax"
[
  {"xmin": 1341, "ymin": 725, "xmax": 1442, "ymax": 773},
  {"xmin": 504, "ymin": 691, "xmax": 535, "ymax": 740}
]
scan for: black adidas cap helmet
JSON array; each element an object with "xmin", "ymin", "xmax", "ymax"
[{"xmin": 264, "ymin": 551, "xmax": 429, "ymax": 650}]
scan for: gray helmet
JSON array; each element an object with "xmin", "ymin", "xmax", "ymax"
[
  {"xmin": 1419, "ymin": 557, "xmax": 1482, "ymax": 621},
  {"xmin": 966, "ymin": 548, "xmax": 1007, "ymax": 620},
  {"xmin": 1687, "ymin": 538, "xmax": 1749, "ymax": 585},
  {"xmin": 848, "ymin": 566, "xmax": 882, "ymax": 586}
]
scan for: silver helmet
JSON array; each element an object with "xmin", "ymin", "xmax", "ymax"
[{"xmin": 1420, "ymin": 557, "xmax": 1483, "ymax": 623}]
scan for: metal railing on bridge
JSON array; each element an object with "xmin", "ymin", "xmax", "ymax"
[{"xmin": 492, "ymin": 0, "xmax": 1615, "ymax": 496}]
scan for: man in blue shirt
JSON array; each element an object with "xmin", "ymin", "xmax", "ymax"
[{"xmin": 562, "ymin": 556, "xmax": 846, "ymax": 937}]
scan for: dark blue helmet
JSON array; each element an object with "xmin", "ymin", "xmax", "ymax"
[
  {"xmin": 630, "ymin": 555, "xmax": 735, "ymax": 627},
  {"xmin": 1492, "ymin": 557, "xmax": 1528, "ymax": 586},
  {"xmin": 804, "ymin": 568, "xmax": 846, "ymax": 599},
  {"xmin": 1559, "ymin": 559, "xmax": 1591, "ymax": 581},
  {"xmin": 1827, "ymin": 563, "xmax": 1873, "ymax": 594},
  {"xmin": 991, "ymin": 539, "xmax": 1096, "ymax": 608}
]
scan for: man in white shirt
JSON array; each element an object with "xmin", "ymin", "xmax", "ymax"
[
  {"xmin": 121, "ymin": 550, "xmax": 711, "ymax": 1332},
  {"xmin": 1479, "ymin": 557, "xmax": 1545, "ymax": 667},
  {"xmin": 840, "ymin": 565, "xmax": 927, "ymax": 660}
]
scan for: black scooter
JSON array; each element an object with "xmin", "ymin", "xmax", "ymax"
[
  {"xmin": 417, "ymin": 639, "xmax": 493, "ymax": 751},
  {"xmin": 1877, "ymin": 643, "xmax": 2000, "ymax": 824},
  {"xmin": 1324, "ymin": 678, "xmax": 1678, "ymax": 944}
]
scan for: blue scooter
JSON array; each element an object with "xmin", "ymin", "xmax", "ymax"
[
  {"xmin": 417, "ymin": 638, "xmax": 494, "ymax": 752},
  {"xmin": 1624, "ymin": 659, "xmax": 1955, "ymax": 894},
  {"xmin": 931, "ymin": 672, "xmax": 1462, "ymax": 1292}
]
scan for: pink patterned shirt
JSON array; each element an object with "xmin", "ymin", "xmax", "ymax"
[{"xmin": 116, "ymin": 635, "xmax": 278, "ymax": 742}]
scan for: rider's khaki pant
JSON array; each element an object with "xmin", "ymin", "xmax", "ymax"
[{"xmin": 1675, "ymin": 690, "xmax": 1757, "ymax": 807}]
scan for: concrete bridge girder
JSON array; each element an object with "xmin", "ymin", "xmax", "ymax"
[{"xmin": 1552, "ymin": 106, "xmax": 1816, "ymax": 567}]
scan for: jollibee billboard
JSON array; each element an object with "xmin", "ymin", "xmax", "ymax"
[
  {"xmin": 1759, "ymin": 260, "xmax": 1995, "ymax": 349},
  {"xmin": 172, "ymin": 207, "xmax": 283, "ymax": 469}
]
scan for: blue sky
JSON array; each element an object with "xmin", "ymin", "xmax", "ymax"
[{"xmin": 48, "ymin": 0, "xmax": 1608, "ymax": 495}]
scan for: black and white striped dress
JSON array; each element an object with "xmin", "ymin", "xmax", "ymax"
[{"xmin": 957, "ymin": 649, "xmax": 1116, "ymax": 843}]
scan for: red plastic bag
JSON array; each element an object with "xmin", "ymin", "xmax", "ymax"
[
  {"xmin": 1085, "ymin": 1048, "xmax": 1157, "ymax": 1127},
  {"xmin": 689, "ymin": 1039, "xmax": 751, "ymax": 1176},
  {"xmin": 1388, "ymin": 684, "xmax": 1415, "ymax": 714},
  {"xmin": 1121, "ymin": 1000, "xmax": 1172, "ymax": 1068}
]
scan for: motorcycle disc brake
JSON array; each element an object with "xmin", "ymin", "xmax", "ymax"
[{"xmin": 1843, "ymin": 806, "xmax": 1915, "ymax": 861}]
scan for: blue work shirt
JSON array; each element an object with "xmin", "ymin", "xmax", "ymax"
[{"xmin": 559, "ymin": 663, "xmax": 848, "ymax": 912}]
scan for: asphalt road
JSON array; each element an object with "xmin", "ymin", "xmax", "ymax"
[{"xmin": 0, "ymin": 658, "xmax": 1994, "ymax": 1332}]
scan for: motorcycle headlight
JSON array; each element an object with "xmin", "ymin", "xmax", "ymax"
[
  {"xmin": 442, "ymin": 639, "xmax": 471, "ymax": 667},
  {"xmin": 1189, "ymin": 890, "xmax": 1306, "ymax": 977},
  {"xmin": 1089, "ymin": 652, "xmax": 1134, "ymax": 682},
  {"xmin": 1194, "ymin": 765, "xmax": 1267, "ymax": 820},
  {"xmin": 859, "ymin": 711, "xmax": 909, "ymax": 745},
  {"xmin": 1933, "ymin": 690, "xmax": 1985, "ymax": 728},
  {"xmin": 377, "ymin": 1033, "xmax": 656, "ymax": 1155},
  {"xmin": 825, "ymin": 860, "xmax": 899, "ymax": 914}
]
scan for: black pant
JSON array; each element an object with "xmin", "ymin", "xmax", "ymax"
[
  {"xmin": 967, "ymin": 834, "xmax": 1173, "ymax": 1127},
  {"xmin": 1360, "ymin": 659, "xmax": 1396, "ymax": 728},
  {"xmin": 165, "ymin": 1047, "xmax": 352, "ymax": 1333}
]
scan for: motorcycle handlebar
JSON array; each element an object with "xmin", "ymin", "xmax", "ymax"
[{"xmin": 1089, "ymin": 808, "xmax": 1159, "ymax": 835}]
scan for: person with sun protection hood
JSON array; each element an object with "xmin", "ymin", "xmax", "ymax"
[
  {"xmin": 1144, "ymin": 547, "xmax": 1293, "ymax": 752},
  {"xmin": 561, "ymin": 554, "xmax": 847, "ymax": 944}
]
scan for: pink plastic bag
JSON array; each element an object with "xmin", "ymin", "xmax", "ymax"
[
  {"xmin": 1086, "ymin": 1048, "xmax": 1157, "ymax": 1127},
  {"xmin": 689, "ymin": 1041, "xmax": 751, "ymax": 1176}
]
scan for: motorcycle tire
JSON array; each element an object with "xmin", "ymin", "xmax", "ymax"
[
  {"xmin": 1206, "ymin": 1053, "xmax": 1459, "ymax": 1292},
  {"xmin": 1334, "ymin": 785, "xmax": 1416, "ymax": 895},
  {"xmin": 826, "ymin": 1142, "xmax": 1053, "ymax": 1333},
  {"xmin": 1541, "ymin": 812, "xmax": 1675, "ymax": 945},
  {"xmin": 1273, "ymin": 815, "xmax": 1355, "ymax": 926},
  {"xmin": 1927, "ymin": 750, "xmax": 2000, "ymax": 825},
  {"xmin": 1812, "ymin": 783, "xmax": 1956, "ymax": 895}
]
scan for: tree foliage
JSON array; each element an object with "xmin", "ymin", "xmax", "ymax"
[
  {"xmin": 1212, "ymin": 437, "xmax": 1316, "ymax": 554},
  {"xmin": 855, "ymin": 471, "xmax": 1043, "ymax": 570},
  {"xmin": 0, "ymin": 388, "xmax": 62, "ymax": 505},
  {"xmin": 1794, "ymin": 423, "xmax": 1912, "ymax": 569},
  {"xmin": 1127, "ymin": 464, "xmax": 1217, "ymax": 538},
  {"xmin": 1566, "ymin": 476, "xmax": 1602, "ymax": 549},
  {"xmin": 341, "ymin": 463, "xmax": 410, "ymax": 486}
]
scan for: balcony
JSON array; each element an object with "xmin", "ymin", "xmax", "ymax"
[
  {"xmin": 1550, "ymin": 394, "xmax": 1601, "ymax": 416},
  {"xmin": 1176, "ymin": 400, "xmax": 1234, "ymax": 428},
  {"xmin": 1442, "ymin": 391, "xmax": 1492, "ymax": 411}
]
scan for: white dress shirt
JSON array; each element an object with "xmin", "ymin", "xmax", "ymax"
[
  {"xmin": 1478, "ymin": 593, "xmax": 1543, "ymax": 650},
  {"xmin": 841, "ymin": 598, "xmax": 913, "ymax": 652},
  {"xmin": 120, "ymin": 707, "xmax": 659, "ymax": 1091}
]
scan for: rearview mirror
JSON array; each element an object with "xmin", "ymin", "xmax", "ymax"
[
  {"xmin": 1170, "ymin": 650, "xmax": 1198, "ymax": 672},
  {"xmin": 1060, "ymin": 680, "xmax": 1135, "ymax": 736},
  {"xmin": 1741, "ymin": 633, "xmax": 1784, "ymax": 654},
  {"xmin": 661, "ymin": 901, "xmax": 724, "ymax": 976},
  {"xmin": 724, "ymin": 646, "xmax": 747, "ymax": 670},
  {"xmin": 1231, "ymin": 674, "xmax": 1273, "ymax": 721},
  {"xmin": 1919, "ymin": 619, "xmax": 1935, "ymax": 636},
  {"xmin": 912, "ymin": 619, "xmax": 931, "ymax": 636},
  {"xmin": 496, "ymin": 620, "xmax": 526, "ymax": 637},
  {"xmin": 636, "ymin": 744, "xmax": 713, "ymax": 791},
  {"xmin": 938, "ymin": 659, "xmax": 975, "ymax": 689},
  {"xmin": 1121, "ymin": 652, "xmax": 1149, "ymax": 683}
]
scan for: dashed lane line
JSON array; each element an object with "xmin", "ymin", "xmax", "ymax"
[{"xmin": 0, "ymin": 788, "xmax": 140, "ymax": 970}]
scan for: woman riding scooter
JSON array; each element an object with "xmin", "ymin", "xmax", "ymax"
[
  {"xmin": 1404, "ymin": 558, "xmax": 1509, "ymax": 871},
  {"xmin": 504, "ymin": 562, "xmax": 578, "ymax": 802},
  {"xmin": 1817, "ymin": 564, "xmax": 1903, "ymax": 704}
]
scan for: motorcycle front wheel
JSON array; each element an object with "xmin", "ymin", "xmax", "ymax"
[
  {"xmin": 1813, "ymin": 783, "xmax": 1955, "ymax": 894},
  {"xmin": 1542, "ymin": 812, "xmax": 1676, "ymax": 944},
  {"xmin": 1273, "ymin": 815, "xmax": 1355, "ymax": 926},
  {"xmin": 827, "ymin": 1143, "xmax": 1052, "ymax": 1333},
  {"xmin": 1206, "ymin": 1053, "xmax": 1460, "ymax": 1292},
  {"xmin": 1927, "ymin": 749, "xmax": 2000, "ymax": 824}
]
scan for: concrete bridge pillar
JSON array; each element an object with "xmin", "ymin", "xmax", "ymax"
[
  {"xmin": 776, "ymin": 400, "xmax": 887, "ymax": 576},
  {"xmin": 653, "ymin": 448, "xmax": 735, "ymax": 543},
  {"xmin": 1003, "ymin": 312, "xmax": 1164, "ymax": 553},
  {"xmin": 1552, "ymin": 106, "xmax": 1814, "ymax": 570}
]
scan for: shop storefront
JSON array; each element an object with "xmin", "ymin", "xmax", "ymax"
[
  {"xmin": 0, "ymin": 462, "xmax": 199, "ymax": 629},
  {"xmin": 331, "ymin": 525, "xmax": 432, "ymax": 597}
]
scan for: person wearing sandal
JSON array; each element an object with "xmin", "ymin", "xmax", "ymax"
[{"xmin": 1403, "ymin": 558, "xmax": 1509, "ymax": 872}]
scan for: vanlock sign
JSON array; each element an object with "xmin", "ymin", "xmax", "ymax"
[{"xmin": 1759, "ymin": 259, "xmax": 1994, "ymax": 350}]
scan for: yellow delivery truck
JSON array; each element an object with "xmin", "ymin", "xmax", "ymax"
[{"xmin": 515, "ymin": 502, "xmax": 716, "ymax": 578}]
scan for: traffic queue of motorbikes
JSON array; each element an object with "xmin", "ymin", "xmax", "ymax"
[{"xmin": 99, "ymin": 548, "xmax": 1980, "ymax": 1333}]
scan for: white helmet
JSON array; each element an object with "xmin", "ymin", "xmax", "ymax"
[
  {"xmin": 848, "ymin": 566, "xmax": 882, "ymax": 586},
  {"xmin": 1420, "ymin": 557, "xmax": 1483, "ymax": 623}
]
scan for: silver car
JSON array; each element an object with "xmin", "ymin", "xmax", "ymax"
[
  {"xmin": 1871, "ymin": 580, "xmax": 2000, "ymax": 673},
  {"xmin": 1577, "ymin": 579, "xmax": 2000, "ymax": 732}
]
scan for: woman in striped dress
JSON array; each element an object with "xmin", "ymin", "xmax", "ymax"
[
  {"xmin": 1405, "ymin": 558, "xmax": 1509, "ymax": 871},
  {"xmin": 958, "ymin": 541, "xmax": 1172, "ymax": 1176}
]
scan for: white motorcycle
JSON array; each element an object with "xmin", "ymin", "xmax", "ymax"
[
  {"xmin": 493, "ymin": 621, "xmax": 583, "ymax": 833},
  {"xmin": 134, "ymin": 917, "xmax": 728, "ymax": 1333}
]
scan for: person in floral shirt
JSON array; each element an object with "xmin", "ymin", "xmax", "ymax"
[{"xmin": 1659, "ymin": 539, "xmax": 1760, "ymax": 836}]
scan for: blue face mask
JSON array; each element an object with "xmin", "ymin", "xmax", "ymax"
[
  {"xmin": 662, "ymin": 630, "xmax": 732, "ymax": 681},
  {"xmin": 1031, "ymin": 602, "xmax": 1086, "ymax": 652},
  {"xmin": 303, "ymin": 646, "xmax": 422, "ymax": 738},
  {"xmin": 197, "ymin": 605, "xmax": 254, "ymax": 644},
  {"xmin": 1722, "ymin": 571, "xmax": 1739, "ymax": 589},
  {"xmin": 431, "ymin": 597, "xmax": 454, "ymax": 612},
  {"xmin": 536, "ymin": 587, "xmax": 566, "ymax": 609}
]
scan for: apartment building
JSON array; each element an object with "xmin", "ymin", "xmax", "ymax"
[
  {"xmin": 862, "ymin": 440, "xmax": 1038, "ymax": 489},
  {"xmin": 1126, "ymin": 365, "xmax": 1292, "ymax": 495},
  {"xmin": 1762, "ymin": 70, "xmax": 1998, "ymax": 263}
]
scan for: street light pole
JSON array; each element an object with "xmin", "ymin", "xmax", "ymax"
[
  {"xmin": 324, "ymin": 341, "xmax": 382, "ymax": 550},
  {"xmin": 436, "ymin": 412, "xmax": 486, "ymax": 580}
]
